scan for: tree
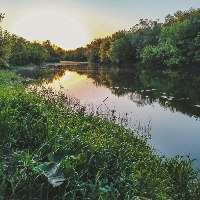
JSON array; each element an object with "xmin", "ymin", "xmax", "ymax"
[
  {"xmin": 131, "ymin": 25, "xmax": 161, "ymax": 59},
  {"xmin": 29, "ymin": 42, "xmax": 49, "ymax": 65},
  {"xmin": 107, "ymin": 34, "xmax": 133, "ymax": 63},
  {"xmin": 0, "ymin": 13, "xmax": 5, "ymax": 22},
  {"xmin": 0, "ymin": 29, "xmax": 12, "ymax": 68},
  {"xmin": 85, "ymin": 38, "xmax": 103, "ymax": 63},
  {"xmin": 9, "ymin": 36, "xmax": 30, "ymax": 66},
  {"xmin": 141, "ymin": 19, "xmax": 191, "ymax": 66},
  {"xmin": 73, "ymin": 47, "xmax": 87, "ymax": 62},
  {"xmin": 8, "ymin": 36, "xmax": 49, "ymax": 66},
  {"xmin": 64, "ymin": 50, "xmax": 75, "ymax": 61},
  {"xmin": 42, "ymin": 40, "xmax": 59, "ymax": 62},
  {"xmin": 99, "ymin": 39, "xmax": 111, "ymax": 63},
  {"xmin": 0, "ymin": 13, "xmax": 12, "ymax": 68},
  {"xmin": 53, "ymin": 45, "xmax": 66, "ymax": 61},
  {"xmin": 164, "ymin": 14, "xmax": 176, "ymax": 25},
  {"xmin": 111, "ymin": 30, "xmax": 127, "ymax": 40},
  {"xmin": 130, "ymin": 19, "xmax": 159, "ymax": 33}
]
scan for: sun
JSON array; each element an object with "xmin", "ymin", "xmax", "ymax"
[{"xmin": 12, "ymin": 12, "xmax": 89, "ymax": 50}]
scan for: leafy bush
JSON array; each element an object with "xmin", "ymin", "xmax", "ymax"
[{"xmin": 0, "ymin": 70, "xmax": 200, "ymax": 199}]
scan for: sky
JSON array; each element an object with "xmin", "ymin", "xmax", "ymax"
[{"xmin": 1, "ymin": 0, "xmax": 200, "ymax": 50}]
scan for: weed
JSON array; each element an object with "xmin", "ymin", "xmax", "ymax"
[{"xmin": 0, "ymin": 69, "xmax": 200, "ymax": 199}]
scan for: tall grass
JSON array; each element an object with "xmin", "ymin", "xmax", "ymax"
[{"xmin": 0, "ymin": 69, "xmax": 200, "ymax": 199}]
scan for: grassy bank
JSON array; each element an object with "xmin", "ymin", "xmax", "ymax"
[{"xmin": 0, "ymin": 69, "xmax": 200, "ymax": 199}]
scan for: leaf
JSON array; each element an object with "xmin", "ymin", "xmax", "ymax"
[
  {"xmin": 142, "ymin": 169, "xmax": 147, "ymax": 173},
  {"xmin": 48, "ymin": 173, "xmax": 66, "ymax": 187},
  {"xmin": 99, "ymin": 187, "xmax": 110, "ymax": 194},
  {"xmin": 38, "ymin": 162, "xmax": 65, "ymax": 187}
]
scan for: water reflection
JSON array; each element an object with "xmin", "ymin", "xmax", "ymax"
[
  {"xmin": 33, "ymin": 64, "xmax": 200, "ymax": 118},
  {"xmin": 16, "ymin": 64, "xmax": 200, "ymax": 168},
  {"xmin": 16, "ymin": 64, "xmax": 200, "ymax": 120}
]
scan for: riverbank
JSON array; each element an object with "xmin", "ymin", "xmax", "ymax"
[
  {"xmin": 60, "ymin": 61, "xmax": 90, "ymax": 65},
  {"xmin": 0, "ymin": 69, "xmax": 200, "ymax": 199}
]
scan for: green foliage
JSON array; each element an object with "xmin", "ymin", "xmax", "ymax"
[
  {"xmin": 0, "ymin": 29, "xmax": 12, "ymax": 68},
  {"xmin": 111, "ymin": 30, "xmax": 127, "ymax": 40},
  {"xmin": 0, "ymin": 26, "xmax": 67, "ymax": 68},
  {"xmin": 2, "ymin": 8, "xmax": 200, "ymax": 67},
  {"xmin": 0, "ymin": 30, "xmax": 59, "ymax": 68},
  {"xmin": 0, "ymin": 13, "xmax": 65, "ymax": 66},
  {"xmin": 154, "ymin": 19, "xmax": 189, "ymax": 66},
  {"xmin": 65, "ymin": 47, "xmax": 87, "ymax": 62},
  {"xmin": 130, "ymin": 19, "xmax": 160, "ymax": 33},
  {"xmin": 99, "ymin": 40, "xmax": 111, "ymax": 63},
  {"xmin": 141, "ymin": 42, "xmax": 187, "ymax": 66},
  {"xmin": 141, "ymin": 8, "xmax": 200, "ymax": 67},
  {"xmin": 164, "ymin": 8, "xmax": 200, "ymax": 26},
  {"xmin": 0, "ymin": 70, "xmax": 200, "ymax": 199},
  {"xmin": 0, "ymin": 69, "xmax": 21, "ymax": 84},
  {"xmin": 85, "ymin": 38, "xmax": 103, "ymax": 63},
  {"xmin": 9, "ymin": 36, "xmax": 49, "ymax": 66},
  {"xmin": 140, "ymin": 45, "xmax": 156, "ymax": 63},
  {"xmin": 131, "ymin": 26, "xmax": 161, "ymax": 59},
  {"xmin": 107, "ymin": 34, "xmax": 134, "ymax": 63},
  {"xmin": 107, "ymin": 38, "xmax": 127, "ymax": 62},
  {"xmin": 42, "ymin": 40, "xmax": 66, "ymax": 62}
]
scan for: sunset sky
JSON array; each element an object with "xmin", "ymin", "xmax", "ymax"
[{"xmin": 1, "ymin": 0, "xmax": 200, "ymax": 50}]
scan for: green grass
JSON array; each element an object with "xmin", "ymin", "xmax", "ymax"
[
  {"xmin": 0, "ymin": 69, "xmax": 200, "ymax": 199},
  {"xmin": 0, "ymin": 70, "xmax": 21, "ymax": 85}
]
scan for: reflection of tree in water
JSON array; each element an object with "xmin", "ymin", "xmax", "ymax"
[
  {"xmin": 64, "ymin": 65, "xmax": 200, "ymax": 118},
  {"xmin": 23, "ymin": 64, "xmax": 200, "ymax": 118},
  {"xmin": 15, "ymin": 67, "xmax": 53, "ymax": 80},
  {"xmin": 15, "ymin": 66, "xmax": 66, "ymax": 84},
  {"xmin": 128, "ymin": 92, "xmax": 158, "ymax": 106},
  {"xmin": 44, "ymin": 68, "xmax": 66, "ymax": 84},
  {"xmin": 139, "ymin": 69, "xmax": 200, "ymax": 118}
]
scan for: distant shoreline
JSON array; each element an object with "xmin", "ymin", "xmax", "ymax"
[{"xmin": 60, "ymin": 61, "xmax": 90, "ymax": 65}]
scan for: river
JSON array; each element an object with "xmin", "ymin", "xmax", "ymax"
[{"xmin": 16, "ymin": 63, "xmax": 200, "ymax": 169}]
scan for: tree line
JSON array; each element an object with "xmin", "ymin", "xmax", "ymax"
[
  {"xmin": 66, "ymin": 8, "xmax": 200, "ymax": 67},
  {"xmin": 1, "ymin": 8, "xmax": 200, "ymax": 68},
  {"xmin": 0, "ymin": 30, "xmax": 66, "ymax": 68},
  {"xmin": 0, "ymin": 13, "xmax": 66, "ymax": 68}
]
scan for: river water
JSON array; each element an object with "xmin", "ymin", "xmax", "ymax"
[{"xmin": 16, "ymin": 64, "xmax": 200, "ymax": 168}]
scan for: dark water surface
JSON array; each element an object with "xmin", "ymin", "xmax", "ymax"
[{"xmin": 16, "ymin": 64, "xmax": 200, "ymax": 168}]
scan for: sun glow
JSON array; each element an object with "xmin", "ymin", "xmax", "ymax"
[
  {"xmin": 59, "ymin": 71, "xmax": 77, "ymax": 82},
  {"xmin": 12, "ymin": 12, "xmax": 89, "ymax": 50},
  {"xmin": 46, "ymin": 70, "xmax": 88, "ymax": 93}
]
